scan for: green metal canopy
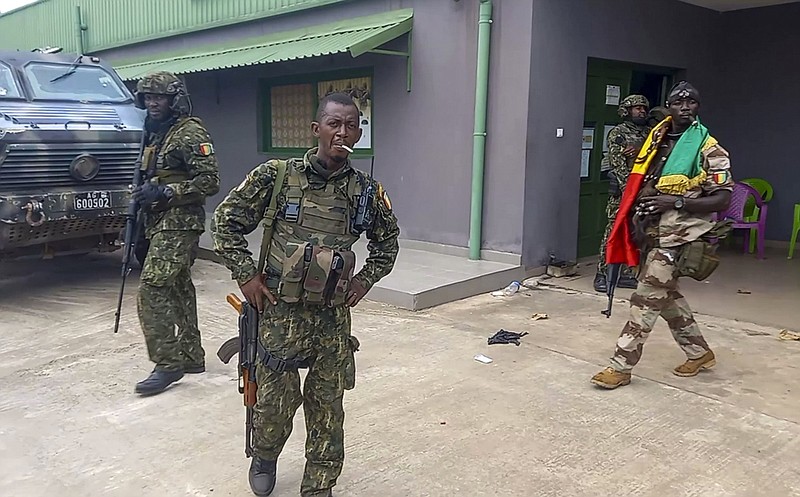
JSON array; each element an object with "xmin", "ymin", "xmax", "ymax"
[{"xmin": 113, "ymin": 9, "xmax": 413, "ymax": 82}]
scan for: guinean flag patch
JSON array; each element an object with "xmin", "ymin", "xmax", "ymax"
[{"xmin": 197, "ymin": 143, "xmax": 215, "ymax": 156}]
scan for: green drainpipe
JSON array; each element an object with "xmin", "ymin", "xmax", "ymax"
[
  {"xmin": 75, "ymin": 6, "xmax": 85, "ymax": 55},
  {"xmin": 469, "ymin": 0, "xmax": 493, "ymax": 260}
]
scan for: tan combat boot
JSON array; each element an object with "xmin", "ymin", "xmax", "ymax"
[
  {"xmin": 673, "ymin": 350, "xmax": 716, "ymax": 377},
  {"xmin": 591, "ymin": 367, "xmax": 631, "ymax": 389}
]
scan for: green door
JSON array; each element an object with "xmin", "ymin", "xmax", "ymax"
[{"xmin": 577, "ymin": 59, "xmax": 632, "ymax": 259}]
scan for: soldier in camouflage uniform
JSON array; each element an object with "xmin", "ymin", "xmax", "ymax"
[
  {"xmin": 132, "ymin": 71, "xmax": 220, "ymax": 396},
  {"xmin": 211, "ymin": 92, "xmax": 399, "ymax": 497},
  {"xmin": 595, "ymin": 94, "xmax": 651, "ymax": 293},
  {"xmin": 648, "ymin": 105, "xmax": 670, "ymax": 129},
  {"xmin": 591, "ymin": 82, "xmax": 733, "ymax": 389}
]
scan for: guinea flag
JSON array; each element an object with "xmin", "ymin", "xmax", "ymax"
[{"xmin": 605, "ymin": 118, "xmax": 668, "ymax": 268}]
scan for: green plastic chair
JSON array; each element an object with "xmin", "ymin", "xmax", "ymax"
[
  {"xmin": 740, "ymin": 178, "xmax": 773, "ymax": 254},
  {"xmin": 789, "ymin": 204, "xmax": 800, "ymax": 259}
]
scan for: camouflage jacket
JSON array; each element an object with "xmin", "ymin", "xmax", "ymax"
[
  {"xmin": 602, "ymin": 120, "xmax": 649, "ymax": 189},
  {"xmin": 211, "ymin": 148, "xmax": 400, "ymax": 290},
  {"xmin": 658, "ymin": 138, "xmax": 734, "ymax": 248},
  {"xmin": 143, "ymin": 116, "xmax": 220, "ymax": 234}
]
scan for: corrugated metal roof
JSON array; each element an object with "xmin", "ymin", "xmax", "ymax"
[
  {"xmin": 113, "ymin": 9, "xmax": 413, "ymax": 81},
  {"xmin": 0, "ymin": 0, "xmax": 351, "ymax": 54}
]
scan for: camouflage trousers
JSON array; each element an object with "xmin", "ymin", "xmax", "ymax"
[
  {"xmin": 597, "ymin": 194, "xmax": 636, "ymax": 278},
  {"xmin": 609, "ymin": 247, "xmax": 711, "ymax": 372},
  {"xmin": 137, "ymin": 229, "xmax": 204, "ymax": 372},
  {"xmin": 253, "ymin": 299, "xmax": 357, "ymax": 497}
]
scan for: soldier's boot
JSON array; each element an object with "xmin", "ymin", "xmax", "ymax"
[
  {"xmin": 590, "ymin": 367, "xmax": 631, "ymax": 389},
  {"xmin": 248, "ymin": 456, "xmax": 277, "ymax": 497},
  {"xmin": 617, "ymin": 274, "xmax": 639, "ymax": 289},
  {"xmin": 134, "ymin": 369, "xmax": 184, "ymax": 396},
  {"xmin": 593, "ymin": 272, "xmax": 607, "ymax": 293},
  {"xmin": 673, "ymin": 351, "xmax": 716, "ymax": 377},
  {"xmin": 303, "ymin": 491, "xmax": 333, "ymax": 497}
]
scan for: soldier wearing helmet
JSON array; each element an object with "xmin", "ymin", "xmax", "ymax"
[
  {"xmin": 131, "ymin": 71, "xmax": 220, "ymax": 396},
  {"xmin": 595, "ymin": 93, "xmax": 651, "ymax": 293},
  {"xmin": 648, "ymin": 105, "xmax": 670, "ymax": 128}
]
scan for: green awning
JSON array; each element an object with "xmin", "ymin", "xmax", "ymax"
[{"xmin": 113, "ymin": 9, "xmax": 413, "ymax": 81}]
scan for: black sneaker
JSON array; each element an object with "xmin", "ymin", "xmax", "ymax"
[
  {"xmin": 593, "ymin": 272, "xmax": 607, "ymax": 293},
  {"xmin": 249, "ymin": 456, "xmax": 277, "ymax": 496},
  {"xmin": 134, "ymin": 369, "xmax": 184, "ymax": 396}
]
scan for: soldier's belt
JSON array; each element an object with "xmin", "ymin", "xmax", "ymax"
[{"xmin": 278, "ymin": 242, "xmax": 356, "ymax": 306}]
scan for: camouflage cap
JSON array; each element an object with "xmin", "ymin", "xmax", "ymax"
[{"xmin": 618, "ymin": 94, "xmax": 650, "ymax": 118}]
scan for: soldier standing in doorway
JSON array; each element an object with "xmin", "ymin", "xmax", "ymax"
[
  {"xmin": 594, "ymin": 94, "xmax": 651, "ymax": 293},
  {"xmin": 211, "ymin": 92, "xmax": 400, "ymax": 497},
  {"xmin": 131, "ymin": 71, "xmax": 221, "ymax": 396}
]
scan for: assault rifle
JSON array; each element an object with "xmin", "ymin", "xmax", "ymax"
[
  {"xmin": 350, "ymin": 156, "xmax": 375, "ymax": 235},
  {"xmin": 113, "ymin": 130, "xmax": 148, "ymax": 334},
  {"xmin": 217, "ymin": 293, "xmax": 259, "ymax": 457}
]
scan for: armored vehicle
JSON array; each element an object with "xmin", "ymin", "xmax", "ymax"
[{"xmin": 0, "ymin": 50, "xmax": 144, "ymax": 261}]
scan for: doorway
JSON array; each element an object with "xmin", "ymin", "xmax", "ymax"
[{"xmin": 576, "ymin": 58, "xmax": 676, "ymax": 259}]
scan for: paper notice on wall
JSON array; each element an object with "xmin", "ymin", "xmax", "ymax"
[
  {"xmin": 580, "ymin": 149, "xmax": 591, "ymax": 178},
  {"xmin": 582, "ymin": 128, "xmax": 594, "ymax": 150},
  {"xmin": 605, "ymin": 85, "xmax": 621, "ymax": 106}
]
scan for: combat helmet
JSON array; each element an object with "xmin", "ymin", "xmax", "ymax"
[
  {"xmin": 134, "ymin": 71, "xmax": 192, "ymax": 115},
  {"xmin": 617, "ymin": 94, "xmax": 650, "ymax": 118}
]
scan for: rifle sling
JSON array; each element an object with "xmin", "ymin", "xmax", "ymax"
[
  {"xmin": 257, "ymin": 160, "xmax": 288, "ymax": 275},
  {"xmin": 256, "ymin": 340, "xmax": 309, "ymax": 373}
]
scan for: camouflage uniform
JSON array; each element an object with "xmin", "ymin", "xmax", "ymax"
[
  {"xmin": 211, "ymin": 148, "xmax": 399, "ymax": 496},
  {"xmin": 608, "ymin": 108, "xmax": 734, "ymax": 374},
  {"xmin": 597, "ymin": 95, "xmax": 650, "ymax": 279},
  {"xmin": 135, "ymin": 72, "xmax": 220, "ymax": 375}
]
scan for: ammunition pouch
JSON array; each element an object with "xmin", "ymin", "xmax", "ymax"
[
  {"xmin": 344, "ymin": 335, "xmax": 360, "ymax": 390},
  {"xmin": 277, "ymin": 242, "xmax": 356, "ymax": 306},
  {"xmin": 676, "ymin": 240, "xmax": 719, "ymax": 281}
]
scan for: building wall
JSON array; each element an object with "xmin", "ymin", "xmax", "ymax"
[
  {"xmin": 713, "ymin": 3, "xmax": 800, "ymax": 242},
  {"xmin": 100, "ymin": 0, "xmax": 533, "ymax": 256},
  {"xmin": 523, "ymin": 0, "xmax": 723, "ymax": 267}
]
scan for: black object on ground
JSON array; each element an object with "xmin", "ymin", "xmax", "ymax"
[{"xmin": 488, "ymin": 329, "xmax": 529, "ymax": 346}]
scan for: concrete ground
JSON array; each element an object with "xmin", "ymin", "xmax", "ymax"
[{"xmin": 1, "ymin": 252, "xmax": 799, "ymax": 497}]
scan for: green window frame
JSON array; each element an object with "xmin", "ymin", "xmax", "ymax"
[{"xmin": 259, "ymin": 67, "xmax": 374, "ymax": 157}]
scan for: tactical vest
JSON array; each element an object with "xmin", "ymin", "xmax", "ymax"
[{"xmin": 266, "ymin": 160, "xmax": 364, "ymax": 306}]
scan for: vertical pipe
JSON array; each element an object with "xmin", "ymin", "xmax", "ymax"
[
  {"xmin": 469, "ymin": 0, "xmax": 493, "ymax": 260},
  {"xmin": 75, "ymin": 6, "xmax": 84, "ymax": 55}
]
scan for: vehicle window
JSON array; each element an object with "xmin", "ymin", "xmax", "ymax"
[
  {"xmin": 0, "ymin": 63, "xmax": 22, "ymax": 98},
  {"xmin": 24, "ymin": 62, "xmax": 129, "ymax": 102}
]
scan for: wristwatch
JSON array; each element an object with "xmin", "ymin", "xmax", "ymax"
[{"xmin": 674, "ymin": 196, "xmax": 685, "ymax": 210}]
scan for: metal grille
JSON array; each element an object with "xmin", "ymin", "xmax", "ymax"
[
  {"xmin": 0, "ymin": 143, "xmax": 138, "ymax": 189},
  {"xmin": 6, "ymin": 216, "xmax": 126, "ymax": 247},
  {"xmin": 0, "ymin": 104, "xmax": 122, "ymax": 126}
]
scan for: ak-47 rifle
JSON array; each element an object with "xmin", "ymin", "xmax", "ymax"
[
  {"xmin": 113, "ymin": 130, "xmax": 148, "ymax": 334},
  {"xmin": 217, "ymin": 293, "xmax": 259, "ymax": 458}
]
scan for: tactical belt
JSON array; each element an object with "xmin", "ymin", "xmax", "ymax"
[{"xmin": 257, "ymin": 341, "xmax": 310, "ymax": 373}]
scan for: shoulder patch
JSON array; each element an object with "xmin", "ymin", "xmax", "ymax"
[
  {"xmin": 711, "ymin": 171, "xmax": 730, "ymax": 185},
  {"xmin": 195, "ymin": 143, "xmax": 215, "ymax": 156},
  {"xmin": 377, "ymin": 182, "xmax": 392, "ymax": 211}
]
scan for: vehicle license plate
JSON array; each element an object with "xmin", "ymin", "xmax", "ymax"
[{"xmin": 74, "ymin": 191, "xmax": 111, "ymax": 211}]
